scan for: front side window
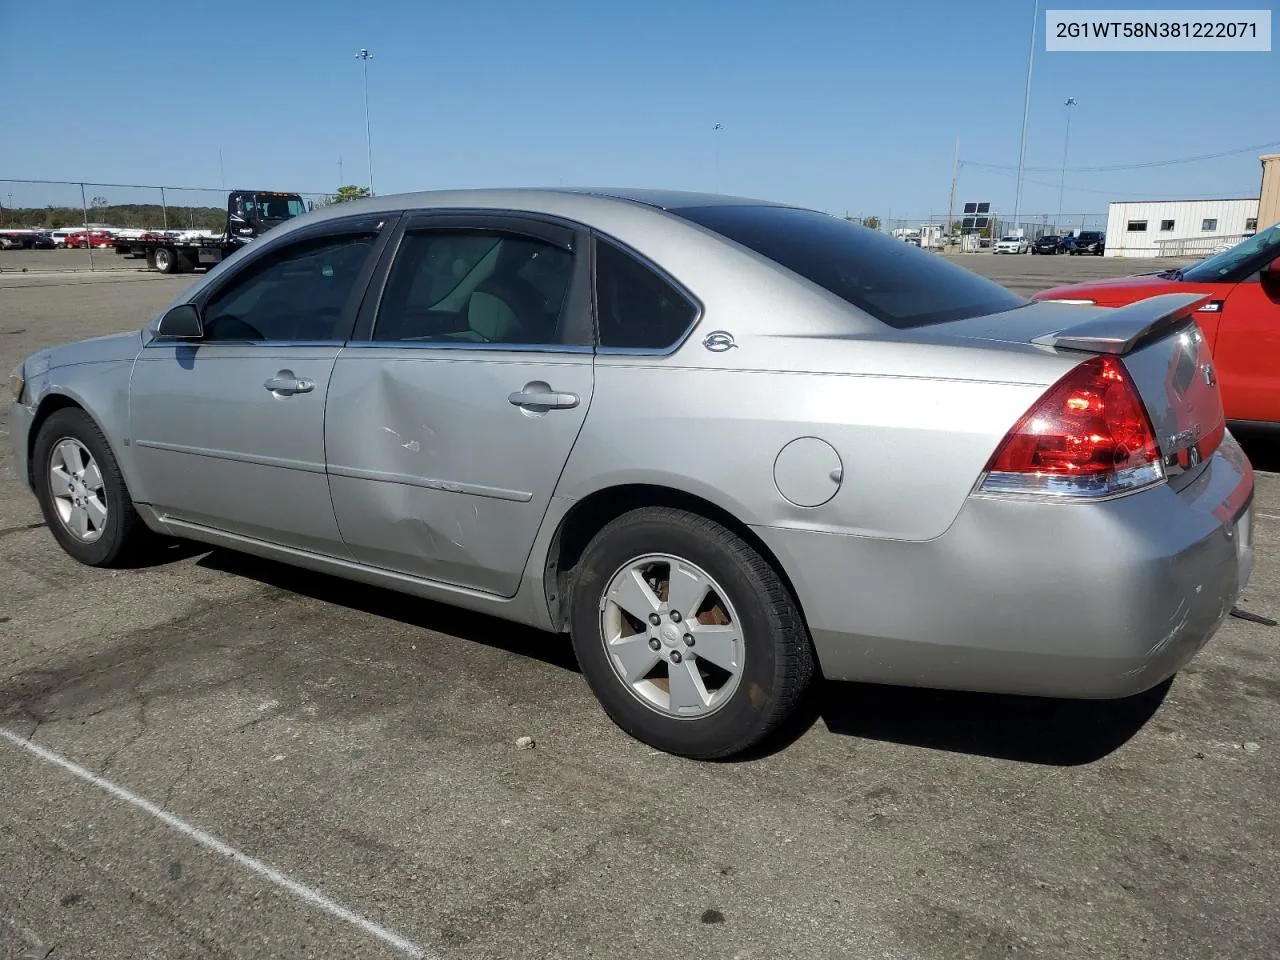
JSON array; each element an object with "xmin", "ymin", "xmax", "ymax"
[
  {"xmin": 1126, "ymin": 220, "xmax": 1148, "ymax": 232},
  {"xmin": 374, "ymin": 229, "xmax": 574, "ymax": 345},
  {"xmin": 673, "ymin": 204, "xmax": 1025, "ymax": 329},
  {"xmin": 1202, "ymin": 219, "xmax": 1219, "ymax": 231},
  {"xmin": 201, "ymin": 230, "xmax": 378, "ymax": 341},
  {"xmin": 595, "ymin": 239, "xmax": 697, "ymax": 350}
]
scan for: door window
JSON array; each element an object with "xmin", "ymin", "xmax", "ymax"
[
  {"xmin": 201, "ymin": 230, "xmax": 379, "ymax": 342},
  {"xmin": 374, "ymin": 229, "xmax": 575, "ymax": 346},
  {"xmin": 594, "ymin": 239, "xmax": 698, "ymax": 350}
]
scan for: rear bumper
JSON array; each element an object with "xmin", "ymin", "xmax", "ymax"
[{"xmin": 755, "ymin": 438, "xmax": 1254, "ymax": 699}]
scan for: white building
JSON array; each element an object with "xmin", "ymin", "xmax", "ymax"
[{"xmin": 1103, "ymin": 198, "xmax": 1259, "ymax": 259}]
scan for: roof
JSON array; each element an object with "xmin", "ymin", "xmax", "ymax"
[
  {"xmin": 1108, "ymin": 197, "xmax": 1258, "ymax": 205},
  {"xmin": 301, "ymin": 187, "xmax": 788, "ymax": 225}
]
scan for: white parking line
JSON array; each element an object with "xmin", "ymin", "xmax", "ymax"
[{"xmin": 0, "ymin": 727, "xmax": 432, "ymax": 960}]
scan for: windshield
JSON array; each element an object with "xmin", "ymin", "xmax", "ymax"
[
  {"xmin": 673, "ymin": 204, "xmax": 1027, "ymax": 329},
  {"xmin": 1181, "ymin": 222, "xmax": 1280, "ymax": 282},
  {"xmin": 254, "ymin": 195, "xmax": 306, "ymax": 220}
]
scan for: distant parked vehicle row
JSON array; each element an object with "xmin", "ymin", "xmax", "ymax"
[{"xmin": 0, "ymin": 230, "xmax": 57, "ymax": 250}]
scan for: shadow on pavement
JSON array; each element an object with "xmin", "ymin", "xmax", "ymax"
[
  {"xmin": 196, "ymin": 548, "xmax": 582, "ymax": 674},
  {"xmin": 197, "ymin": 550, "xmax": 1168, "ymax": 766},
  {"xmin": 1236, "ymin": 430, "xmax": 1280, "ymax": 473},
  {"xmin": 813, "ymin": 677, "xmax": 1171, "ymax": 766}
]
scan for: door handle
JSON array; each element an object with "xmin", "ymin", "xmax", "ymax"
[
  {"xmin": 508, "ymin": 389, "xmax": 579, "ymax": 410},
  {"xmin": 264, "ymin": 375, "xmax": 315, "ymax": 396}
]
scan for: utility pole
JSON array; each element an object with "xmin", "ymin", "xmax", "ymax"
[
  {"xmin": 338, "ymin": 155, "xmax": 344, "ymax": 186},
  {"xmin": 1057, "ymin": 97, "xmax": 1078, "ymax": 230},
  {"xmin": 712, "ymin": 123, "xmax": 724, "ymax": 193},
  {"xmin": 946, "ymin": 135, "xmax": 960, "ymax": 250},
  {"xmin": 356, "ymin": 49, "xmax": 375, "ymax": 195},
  {"xmin": 1012, "ymin": 0, "xmax": 1040, "ymax": 235}
]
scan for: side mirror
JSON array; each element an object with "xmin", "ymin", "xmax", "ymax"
[
  {"xmin": 156, "ymin": 303, "xmax": 203, "ymax": 339},
  {"xmin": 1262, "ymin": 256, "xmax": 1280, "ymax": 285}
]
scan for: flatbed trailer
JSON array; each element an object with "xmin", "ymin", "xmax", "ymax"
[{"xmin": 114, "ymin": 236, "xmax": 243, "ymax": 273}]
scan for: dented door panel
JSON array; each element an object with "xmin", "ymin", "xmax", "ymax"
[{"xmin": 324, "ymin": 346, "xmax": 594, "ymax": 595}]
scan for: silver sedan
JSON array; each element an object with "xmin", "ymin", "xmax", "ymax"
[{"xmin": 8, "ymin": 189, "xmax": 1255, "ymax": 758}]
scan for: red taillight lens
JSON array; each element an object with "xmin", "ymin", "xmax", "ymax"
[{"xmin": 980, "ymin": 355, "xmax": 1165, "ymax": 498}]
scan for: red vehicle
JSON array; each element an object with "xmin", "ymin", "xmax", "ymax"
[
  {"xmin": 66, "ymin": 230, "xmax": 115, "ymax": 249},
  {"xmin": 1035, "ymin": 223, "xmax": 1280, "ymax": 428}
]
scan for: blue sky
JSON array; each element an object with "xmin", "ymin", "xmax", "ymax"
[{"xmin": 2, "ymin": 0, "xmax": 1276, "ymax": 219}]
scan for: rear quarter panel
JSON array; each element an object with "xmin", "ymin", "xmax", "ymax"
[{"xmin": 560, "ymin": 345, "xmax": 1070, "ymax": 542}]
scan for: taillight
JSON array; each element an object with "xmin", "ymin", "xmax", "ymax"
[{"xmin": 979, "ymin": 355, "xmax": 1164, "ymax": 498}]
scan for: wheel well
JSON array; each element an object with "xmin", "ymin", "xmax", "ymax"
[
  {"xmin": 543, "ymin": 484, "xmax": 806, "ymax": 633},
  {"xmin": 26, "ymin": 394, "xmax": 84, "ymax": 485}
]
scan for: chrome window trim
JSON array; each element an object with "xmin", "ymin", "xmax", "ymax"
[
  {"xmin": 342, "ymin": 341, "xmax": 594, "ymax": 355},
  {"xmin": 142, "ymin": 339, "xmax": 347, "ymax": 349}
]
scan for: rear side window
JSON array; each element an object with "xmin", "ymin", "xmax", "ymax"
[
  {"xmin": 594, "ymin": 239, "xmax": 697, "ymax": 350},
  {"xmin": 374, "ymin": 229, "xmax": 575, "ymax": 346},
  {"xmin": 672, "ymin": 205, "xmax": 1026, "ymax": 329}
]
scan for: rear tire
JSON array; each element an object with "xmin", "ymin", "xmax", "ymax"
[
  {"xmin": 153, "ymin": 246, "xmax": 177, "ymax": 273},
  {"xmin": 32, "ymin": 408, "xmax": 155, "ymax": 567},
  {"xmin": 569, "ymin": 507, "xmax": 815, "ymax": 759}
]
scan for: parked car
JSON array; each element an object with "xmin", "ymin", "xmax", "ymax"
[
  {"xmin": 49, "ymin": 230, "xmax": 77, "ymax": 248},
  {"xmin": 994, "ymin": 235, "xmax": 1029, "ymax": 254},
  {"xmin": 1036, "ymin": 221, "xmax": 1280, "ymax": 427},
  {"xmin": 29, "ymin": 232, "xmax": 56, "ymax": 250},
  {"xmin": 1068, "ymin": 231, "xmax": 1106, "ymax": 255},
  {"xmin": 1032, "ymin": 235, "xmax": 1067, "ymax": 255},
  {"xmin": 67, "ymin": 230, "xmax": 115, "ymax": 249},
  {"xmin": 8, "ymin": 189, "xmax": 1254, "ymax": 759}
]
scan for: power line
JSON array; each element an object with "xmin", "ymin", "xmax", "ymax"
[
  {"xmin": 965, "ymin": 139, "xmax": 1280, "ymax": 174},
  {"xmin": 974, "ymin": 163, "xmax": 1255, "ymax": 199}
]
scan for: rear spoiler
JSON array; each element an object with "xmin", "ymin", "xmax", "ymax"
[{"xmin": 1032, "ymin": 293, "xmax": 1211, "ymax": 355}]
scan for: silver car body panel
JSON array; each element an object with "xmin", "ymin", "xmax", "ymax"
[
  {"xmin": 325, "ymin": 346, "xmax": 594, "ymax": 595},
  {"xmin": 10, "ymin": 187, "xmax": 1255, "ymax": 699},
  {"xmin": 129, "ymin": 341, "xmax": 350, "ymax": 555}
]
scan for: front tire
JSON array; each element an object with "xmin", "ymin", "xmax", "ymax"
[
  {"xmin": 569, "ymin": 507, "xmax": 815, "ymax": 759},
  {"xmin": 32, "ymin": 408, "xmax": 154, "ymax": 567}
]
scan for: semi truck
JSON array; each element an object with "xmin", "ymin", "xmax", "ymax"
[{"xmin": 113, "ymin": 190, "xmax": 311, "ymax": 273}]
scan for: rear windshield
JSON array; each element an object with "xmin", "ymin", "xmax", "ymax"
[{"xmin": 672, "ymin": 204, "xmax": 1027, "ymax": 329}]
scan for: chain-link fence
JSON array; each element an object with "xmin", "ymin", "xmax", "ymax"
[
  {"xmin": 842, "ymin": 212, "xmax": 1109, "ymax": 251},
  {"xmin": 0, "ymin": 179, "xmax": 331, "ymax": 272}
]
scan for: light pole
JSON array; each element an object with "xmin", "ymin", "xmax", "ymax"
[
  {"xmin": 1056, "ymin": 97, "xmax": 1077, "ymax": 230},
  {"xmin": 355, "ymin": 48, "xmax": 375, "ymax": 195},
  {"xmin": 712, "ymin": 123, "xmax": 724, "ymax": 193},
  {"xmin": 1011, "ymin": 0, "xmax": 1040, "ymax": 236}
]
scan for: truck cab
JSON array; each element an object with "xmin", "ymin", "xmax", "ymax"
[{"xmin": 226, "ymin": 191, "xmax": 309, "ymax": 241}]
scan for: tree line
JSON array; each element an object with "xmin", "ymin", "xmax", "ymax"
[{"xmin": 0, "ymin": 203, "xmax": 227, "ymax": 231}]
